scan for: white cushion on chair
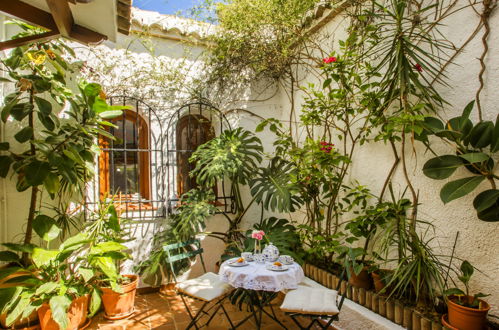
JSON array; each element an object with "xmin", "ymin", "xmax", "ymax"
[
  {"xmin": 280, "ymin": 287, "xmax": 340, "ymax": 315},
  {"xmin": 176, "ymin": 272, "xmax": 232, "ymax": 302}
]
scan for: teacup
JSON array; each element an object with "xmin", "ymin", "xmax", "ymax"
[
  {"xmin": 253, "ymin": 253, "xmax": 266, "ymax": 264},
  {"xmin": 278, "ymin": 255, "xmax": 294, "ymax": 265},
  {"xmin": 241, "ymin": 252, "xmax": 253, "ymax": 261}
]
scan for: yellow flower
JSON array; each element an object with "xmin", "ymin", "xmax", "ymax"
[{"xmin": 27, "ymin": 52, "xmax": 46, "ymax": 65}]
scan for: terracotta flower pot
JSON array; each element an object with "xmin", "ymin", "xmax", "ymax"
[
  {"xmin": 348, "ymin": 267, "xmax": 372, "ymax": 290},
  {"xmin": 38, "ymin": 295, "xmax": 89, "ymax": 330},
  {"xmin": 0, "ymin": 309, "xmax": 39, "ymax": 329},
  {"xmin": 446, "ymin": 296, "xmax": 490, "ymax": 330},
  {"xmin": 101, "ymin": 275, "xmax": 138, "ymax": 320},
  {"xmin": 372, "ymin": 269, "xmax": 392, "ymax": 293}
]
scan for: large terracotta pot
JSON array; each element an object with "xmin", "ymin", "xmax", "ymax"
[
  {"xmin": 447, "ymin": 296, "xmax": 490, "ymax": 330},
  {"xmin": 0, "ymin": 310, "xmax": 39, "ymax": 329},
  {"xmin": 101, "ymin": 275, "xmax": 138, "ymax": 320},
  {"xmin": 348, "ymin": 267, "xmax": 372, "ymax": 290},
  {"xmin": 372, "ymin": 269, "xmax": 392, "ymax": 293},
  {"xmin": 37, "ymin": 295, "xmax": 89, "ymax": 330}
]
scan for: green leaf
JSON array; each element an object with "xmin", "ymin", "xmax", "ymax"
[
  {"xmin": 92, "ymin": 256, "xmax": 118, "ymax": 280},
  {"xmin": 49, "ymin": 295, "xmax": 71, "ymax": 330},
  {"xmin": 10, "ymin": 103, "xmax": 34, "ymax": 121},
  {"xmin": 99, "ymin": 110, "xmax": 123, "ymax": 119},
  {"xmin": 59, "ymin": 233, "xmax": 90, "ymax": 252},
  {"xmin": 88, "ymin": 287, "xmax": 101, "ymax": 317},
  {"xmin": 0, "ymin": 155, "xmax": 13, "ymax": 178},
  {"xmin": 458, "ymin": 153, "xmax": 490, "ymax": 164},
  {"xmin": 2, "ymin": 243, "xmax": 36, "ymax": 253},
  {"xmin": 492, "ymin": 115, "xmax": 499, "ymax": 153},
  {"xmin": 0, "ymin": 142, "xmax": 9, "ymax": 150},
  {"xmin": 32, "ymin": 79, "xmax": 51, "ymax": 94},
  {"xmin": 34, "ymin": 97, "xmax": 52, "ymax": 116},
  {"xmin": 78, "ymin": 268, "xmax": 94, "ymax": 282},
  {"xmin": 461, "ymin": 101, "xmax": 474, "ymax": 120},
  {"xmin": 14, "ymin": 126, "xmax": 33, "ymax": 143},
  {"xmin": 0, "ymin": 287, "xmax": 21, "ymax": 314},
  {"xmin": 25, "ymin": 160, "xmax": 50, "ymax": 186},
  {"xmin": 1, "ymin": 97, "xmax": 19, "ymax": 122},
  {"xmin": 32, "ymin": 215, "xmax": 61, "ymax": 242},
  {"xmin": 440, "ymin": 176, "xmax": 486, "ymax": 204},
  {"xmin": 422, "ymin": 155, "xmax": 463, "ymax": 180},
  {"xmin": 444, "ymin": 288, "xmax": 465, "ymax": 296},
  {"xmin": 35, "ymin": 282, "xmax": 59, "ymax": 296},
  {"xmin": 31, "ymin": 248, "xmax": 59, "ymax": 267},
  {"xmin": 460, "ymin": 260, "xmax": 474, "ymax": 278},
  {"xmin": 90, "ymin": 241, "xmax": 127, "ymax": 255},
  {"xmin": 469, "ymin": 121, "xmax": 494, "ymax": 148},
  {"xmin": 44, "ymin": 172, "xmax": 60, "ymax": 195},
  {"xmin": 473, "ymin": 189, "xmax": 499, "ymax": 213},
  {"xmin": 0, "ymin": 251, "xmax": 20, "ymax": 263},
  {"xmin": 5, "ymin": 293, "xmax": 31, "ymax": 326}
]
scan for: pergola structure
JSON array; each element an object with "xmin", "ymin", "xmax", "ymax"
[{"xmin": 0, "ymin": 0, "xmax": 132, "ymax": 51}]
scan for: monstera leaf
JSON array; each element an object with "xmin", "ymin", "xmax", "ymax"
[
  {"xmin": 250, "ymin": 157, "xmax": 302, "ymax": 213},
  {"xmin": 172, "ymin": 190, "xmax": 217, "ymax": 241},
  {"xmin": 190, "ymin": 128, "xmax": 263, "ymax": 186}
]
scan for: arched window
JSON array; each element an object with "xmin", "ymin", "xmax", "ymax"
[
  {"xmin": 99, "ymin": 110, "xmax": 150, "ymax": 201},
  {"xmin": 176, "ymin": 114, "xmax": 215, "ymax": 196}
]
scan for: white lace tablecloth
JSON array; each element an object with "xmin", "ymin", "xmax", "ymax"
[{"xmin": 219, "ymin": 259, "xmax": 304, "ymax": 292}]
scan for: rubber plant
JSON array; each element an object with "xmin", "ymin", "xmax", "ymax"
[
  {"xmin": 0, "ymin": 23, "xmax": 126, "ymax": 263},
  {"xmin": 420, "ymin": 101, "xmax": 498, "ymax": 221}
]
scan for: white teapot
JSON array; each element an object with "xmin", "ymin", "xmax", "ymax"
[{"xmin": 262, "ymin": 242, "xmax": 279, "ymax": 262}]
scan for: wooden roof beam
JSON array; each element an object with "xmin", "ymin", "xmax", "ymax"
[
  {"xmin": 46, "ymin": 0, "xmax": 73, "ymax": 37},
  {"xmin": 0, "ymin": 30, "xmax": 59, "ymax": 51},
  {"xmin": 0, "ymin": 1, "xmax": 57, "ymax": 31}
]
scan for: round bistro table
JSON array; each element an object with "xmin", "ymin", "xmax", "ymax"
[{"xmin": 219, "ymin": 258, "xmax": 304, "ymax": 329}]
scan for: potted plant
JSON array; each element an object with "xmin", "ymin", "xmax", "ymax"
[
  {"xmin": 83, "ymin": 200, "xmax": 137, "ymax": 320},
  {"xmin": 0, "ymin": 218, "xmax": 98, "ymax": 330},
  {"xmin": 442, "ymin": 260, "xmax": 490, "ymax": 330}
]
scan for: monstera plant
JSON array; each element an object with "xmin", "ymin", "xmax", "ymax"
[{"xmin": 419, "ymin": 101, "xmax": 498, "ymax": 221}]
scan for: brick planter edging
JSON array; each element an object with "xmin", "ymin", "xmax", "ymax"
[{"xmin": 302, "ymin": 264, "xmax": 444, "ymax": 330}]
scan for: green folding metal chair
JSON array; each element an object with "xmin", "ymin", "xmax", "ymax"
[{"xmin": 163, "ymin": 239, "xmax": 235, "ymax": 330}]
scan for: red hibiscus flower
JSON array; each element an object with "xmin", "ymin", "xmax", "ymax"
[{"xmin": 323, "ymin": 56, "xmax": 337, "ymax": 64}]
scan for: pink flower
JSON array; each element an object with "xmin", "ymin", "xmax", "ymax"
[
  {"xmin": 323, "ymin": 56, "xmax": 337, "ymax": 64},
  {"xmin": 414, "ymin": 63, "xmax": 423, "ymax": 72},
  {"xmin": 251, "ymin": 230, "xmax": 265, "ymax": 241}
]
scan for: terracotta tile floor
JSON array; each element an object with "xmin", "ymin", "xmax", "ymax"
[{"xmin": 88, "ymin": 290, "xmax": 312, "ymax": 330}]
